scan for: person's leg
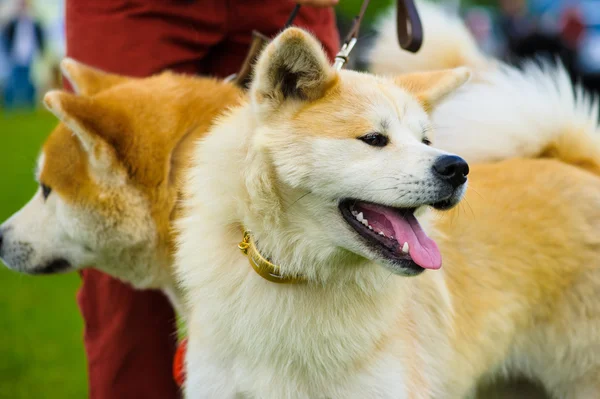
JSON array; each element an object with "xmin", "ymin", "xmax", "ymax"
[
  {"xmin": 204, "ymin": 1, "xmax": 339, "ymax": 78},
  {"xmin": 3, "ymin": 65, "xmax": 17, "ymax": 109},
  {"xmin": 22, "ymin": 65, "xmax": 36, "ymax": 109},
  {"xmin": 77, "ymin": 270, "xmax": 182, "ymax": 399},
  {"xmin": 64, "ymin": 1, "xmax": 226, "ymax": 398},
  {"xmin": 6, "ymin": 65, "xmax": 31, "ymax": 109}
]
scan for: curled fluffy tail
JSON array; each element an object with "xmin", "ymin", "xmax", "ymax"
[{"xmin": 432, "ymin": 60, "xmax": 600, "ymax": 176}]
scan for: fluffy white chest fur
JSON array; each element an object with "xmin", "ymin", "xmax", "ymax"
[{"xmin": 181, "ymin": 253, "xmax": 429, "ymax": 398}]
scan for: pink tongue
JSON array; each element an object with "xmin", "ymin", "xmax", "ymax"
[{"xmin": 359, "ymin": 204, "xmax": 442, "ymax": 270}]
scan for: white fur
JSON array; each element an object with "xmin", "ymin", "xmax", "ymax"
[{"xmin": 432, "ymin": 61, "xmax": 600, "ymax": 163}]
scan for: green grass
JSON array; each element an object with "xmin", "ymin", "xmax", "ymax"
[{"xmin": 0, "ymin": 110, "xmax": 88, "ymax": 398}]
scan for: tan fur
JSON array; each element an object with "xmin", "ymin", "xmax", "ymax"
[
  {"xmin": 52, "ymin": 65, "xmax": 242, "ymax": 273},
  {"xmin": 43, "ymin": 77, "xmax": 241, "ymax": 256},
  {"xmin": 61, "ymin": 58, "xmax": 133, "ymax": 96},
  {"xmin": 540, "ymin": 126, "xmax": 600, "ymax": 176},
  {"xmin": 436, "ymin": 158, "xmax": 600, "ymax": 396},
  {"xmin": 287, "ymin": 67, "xmax": 470, "ymax": 141},
  {"xmin": 395, "ymin": 67, "xmax": 471, "ymax": 111}
]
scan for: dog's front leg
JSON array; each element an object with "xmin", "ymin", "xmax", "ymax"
[{"xmin": 183, "ymin": 347, "xmax": 237, "ymax": 399}]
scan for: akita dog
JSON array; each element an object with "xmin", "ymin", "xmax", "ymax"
[
  {"xmin": 0, "ymin": 59, "xmax": 243, "ymax": 313},
  {"xmin": 175, "ymin": 27, "xmax": 600, "ymax": 398}
]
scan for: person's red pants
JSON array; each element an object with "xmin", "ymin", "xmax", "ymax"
[{"xmin": 65, "ymin": 1, "xmax": 338, "ymax": 398}]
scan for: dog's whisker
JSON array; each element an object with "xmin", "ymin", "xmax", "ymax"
[
  {"xmin": 461, "ymin": 198, "xmax": 475, "ymax": 219},
  {"xmin": 362, "ymin": 177, "xmax": 400, "ymax": 190},
  {"xmin": 467, "ymin": 185, "xmax": 484, "ymax": 199},
  {"xmin": 379, "ymin": 271, "xmax": 395, "ymax": 290},
  {"xmin": 287, "ymin": 191, "xmax": 311, "ymax": 208},
  {"xmin": 361, "ymin": 187, "xmax": 400, "ymax": 192},
  {"xmin": 363, "ymin": 175, "xmax": 415, "ymax": 188}
]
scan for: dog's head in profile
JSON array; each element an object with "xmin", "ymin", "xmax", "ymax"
[
  {"xmin": 246, "ymin": 28, "xmax": 471, "ymax": 278},
  {"xmin": 0, "ymin": 60, "xmax": 241, "ymax": 289}
]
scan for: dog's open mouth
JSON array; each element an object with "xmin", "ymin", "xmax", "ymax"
[{"xmin": 339, "ymin": 200, "xmax": 441, "ymax": 274}]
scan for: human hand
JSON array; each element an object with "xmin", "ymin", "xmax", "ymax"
[{"xmin": 296, "ymin": 0, "xmax": 339, "ymax": 7}]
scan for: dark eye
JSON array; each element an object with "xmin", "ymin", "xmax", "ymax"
[
  {"xmin": 41, "ymin": 184, "xmax": 52, "ymax": 200},
  {"xmin": 422, "ymin": 138, "xmax": 432, "ymax": 146},
  {"xmin": 358, "ymin": 132, "xmax": 388, "ymax": 147}
]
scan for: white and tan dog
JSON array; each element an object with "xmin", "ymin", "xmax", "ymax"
[
  {"xmin": 0, "ymin": 60, "xmax": 243, "ymax": 313},
  {"xmin": 176, "ymin": 27, "xmax": 600, "ymax": 398}
]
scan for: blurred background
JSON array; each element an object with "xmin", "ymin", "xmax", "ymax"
[{"xmin": 1, "ymin": 0, "xmax": 599, "ymax": 397}]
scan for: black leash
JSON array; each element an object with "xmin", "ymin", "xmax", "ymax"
[{"xmin": 284, "ymin": 4, "xmax": 302, "ymax": 29}]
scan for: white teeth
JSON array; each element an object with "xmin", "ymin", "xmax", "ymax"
[
  {"xmin": 379, "ymin": 231, "xmax": 385, "ymax": 236},
  {"xmin": 390, "ymin": 236, "xmax": 395, "ymax": 240},
  {"xmin": 356, "ymin": 212, "xmax": 364, "ymax": 222},
  {"xmin": 361, "ymin": 219, "xmax": 369, "ymax": 226},
  {"xmin": 368, "ymin": 226, "xmax": 373, "ymax": 230},
  {"xmin": 402, "ymin": 242, "xmax": 409, "ymax": 254},
  {"xmin": 351, "ymin": 210, "xmax": 358, "ymax": 217}
]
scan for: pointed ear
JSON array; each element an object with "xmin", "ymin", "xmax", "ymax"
[
  {"xmin": 251, "ymin": 27, "xmax": 337, "ymax": 114},
  {"xmin": 43, "ymin": 90, "xmax": 123, "ymax": 181},
  {"xmin": 395, "ymin": 67, "xmax": 471, "ymax": 111},
  {"xmin": 61, "ymin": 58, "xmax": 132, "ymax": 96}
]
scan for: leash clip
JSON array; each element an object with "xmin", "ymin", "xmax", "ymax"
[{"xmin": 333, "ymin": 37, "xmax": 358, "ymax": 71}]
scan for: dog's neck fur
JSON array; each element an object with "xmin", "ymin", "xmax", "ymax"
[{"xmin": 177, "ymin": 103, "xmax": 454, "ymax": 397}]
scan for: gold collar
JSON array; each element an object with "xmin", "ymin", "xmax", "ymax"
[{"xmin": 238, "ymin": 230, "xmax": 306, "ymax": 284}]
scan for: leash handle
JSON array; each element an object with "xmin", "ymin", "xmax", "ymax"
[{"xmin": 397, "ymin": 0, "xmax": 423, "ymax": 53}]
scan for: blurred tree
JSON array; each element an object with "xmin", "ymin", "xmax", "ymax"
[{"xmin": 336, "ymin": 0, "xmax": 394, "ymax": 27}]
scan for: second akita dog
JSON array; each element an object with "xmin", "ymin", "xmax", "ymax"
[
  {"xmin": 176, "ymin": 27, "xmax": 600, "ymax": 398},
  {"xmin": 0, "ymin": 59, "xmax": 243, "ymax": 313}
]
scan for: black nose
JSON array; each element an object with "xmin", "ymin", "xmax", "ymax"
[{"xmin": 432, "ymin": 155, "xmax": 469, "ymax": 188}]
